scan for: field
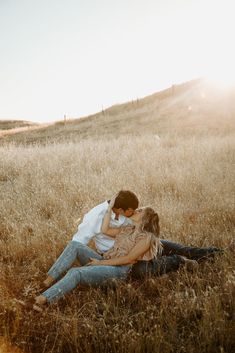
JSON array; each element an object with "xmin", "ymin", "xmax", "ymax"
[{"xmin": 0, "ymin": 80, "xmax": 234, "ymax": 353}]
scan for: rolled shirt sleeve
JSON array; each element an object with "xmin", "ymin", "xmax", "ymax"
[{"xmin": 73, "ymin": 210, "xmax": 103, "ymax": 245}]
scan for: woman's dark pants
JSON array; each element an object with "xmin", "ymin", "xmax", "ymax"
[{"xmin": 131, "ymin": 239, "xmax": 221, "ymax": 279}]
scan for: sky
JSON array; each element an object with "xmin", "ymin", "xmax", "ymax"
[{"xmin": 0, "ymin": 0, "xmax": 234, "ymax": 123}]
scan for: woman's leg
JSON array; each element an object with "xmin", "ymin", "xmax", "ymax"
[
  {"xmin": 39, "ymin": 265, "xmax": 131, "ymax": 303},
  {"xmin": 131, "ymin": 255, "xmax": 184, "ymax": 279},
  {"xmin": 160, "ymin": 239, "xmax": 222, "ymax": 260}
]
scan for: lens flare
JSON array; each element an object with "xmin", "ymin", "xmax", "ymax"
[{"xmin": 205, "ymin": 71, "xmax": 235, "ymax": 90}]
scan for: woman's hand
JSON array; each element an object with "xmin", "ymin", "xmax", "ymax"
[
  {"xmin": 88, "ymin": 256, "xmax": 138, "ymax": 267},
  {"xmin": 87, "ymin": 258, "xmax": 102, "ymax": 266}
]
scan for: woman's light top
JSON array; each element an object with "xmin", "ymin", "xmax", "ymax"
[{"xmin": 103, "ymin": 230, "xmax": 162, "ymax": 261}]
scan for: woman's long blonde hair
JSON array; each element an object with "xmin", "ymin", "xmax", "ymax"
[
  {"xmin": 139, "ymin": 207, "xmax": 160, "ymax": 236},
  {"xmin": 139, "ymin": 207, "xmax": 162, "ymax": 255}
]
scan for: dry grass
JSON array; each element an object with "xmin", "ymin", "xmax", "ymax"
[
  {"xmin": 0, "ymin": 123, "xmax": 52, "ymax": 139},
  {"xmin": 0, "ymin": 132, "xmax": 234, "ymax": 353},
  {"xmin": 0, "ymin": 121, "xmax": 35, "ymax": 131}
]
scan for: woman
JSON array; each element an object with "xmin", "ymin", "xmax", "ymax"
[{"xmin": 32, "ymin": 201, "xmax": 163, "ymax": 311}]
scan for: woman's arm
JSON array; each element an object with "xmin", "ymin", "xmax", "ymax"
[
  {"xmin": 101, "ymin": 196, "xmax": 122, "ymax": 238},
  {"xmin": 101, "ymin": 208, "xmax": 122, "ymax": 238},
  {"xmin": 101, "ymin": 196, "xmax": 115, "ymax": 232},
  {"xmin": 101, "ymin": 207, "xmax": 121, "ymax": 237},
  {"xmin": 101, "ymin": 195, "xmax": 134, "ymax": 238},
  {"xmin": 88, "ymin": 237, "xmax": 151, "ymax": 266}
]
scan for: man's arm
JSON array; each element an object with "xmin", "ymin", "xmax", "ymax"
[
  {"xmin": 73, "ymin": 220, "xmax": 97, "ymax": 244},
  {"xmin": 73, "ymin": 203, "xmax": 107, "ymax": 244}
]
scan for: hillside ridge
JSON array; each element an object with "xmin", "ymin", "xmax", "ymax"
[{"xmin": 1, "ymin": 78, "xmax": 234, "ymax": 145}]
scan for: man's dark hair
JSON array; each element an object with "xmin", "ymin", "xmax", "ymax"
[{"xmin": 113, "ymin": 190, "xmax": 139, "ymax": 211}]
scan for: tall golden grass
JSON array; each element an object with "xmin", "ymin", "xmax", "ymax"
[{"xmin": 0, "ymin": 130, "xmax": 234, "ymax": 352}]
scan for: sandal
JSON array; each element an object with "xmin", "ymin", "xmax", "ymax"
[{"xmin": 14, "ymin": 299, "xmax": 44, "ymax": 313}]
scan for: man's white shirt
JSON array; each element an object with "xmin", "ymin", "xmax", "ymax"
[{"xmin": 72, "ymin": 201, "xmax": 133, "ymax": 253}]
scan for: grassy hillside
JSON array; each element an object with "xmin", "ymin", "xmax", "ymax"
[
  {"xmin": 1, "ymin": 79, "xmax": 235, "ymax": 145},
  {"xmin": 0, "ymin": 120, "xmax": 36, "ymax": 131},
  {"xmin": 0, "ymin": 79, "xmax": 234, "ymax": 353}
]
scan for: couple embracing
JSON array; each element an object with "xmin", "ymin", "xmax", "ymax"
[{"xmin": 31, "ymin": 190, "xmax": 220, "ymax": 312}]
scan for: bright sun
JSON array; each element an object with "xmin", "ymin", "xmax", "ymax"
[
  {"xmin": 205, "ymin": 70, "xmax": 235, "ymax": 90},
  {"xmin": 190, "ymin": 0, "xmax": 235, "ymax": 90},
  {"xmin": 202, "ymin": 33, "xmax": 235, "ymax": 90}
]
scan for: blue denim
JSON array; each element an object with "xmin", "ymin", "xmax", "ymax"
[
  {"xmin": 43, "ymin": 265, "xmax": 131, "ymax": 303},
  {"xmin": 47, "ymin": 241, "xmax": 101, "ymax": 280},
  {"xmin": 44, "ymin": 242, "xmax": 131, "ymax": 303}
]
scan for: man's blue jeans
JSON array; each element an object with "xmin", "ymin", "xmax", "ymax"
[{"xmin": 43, "ymin": 241, "xmax": 131, "ymax": 302}]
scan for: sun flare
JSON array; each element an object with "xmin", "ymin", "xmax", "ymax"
[{"xmin": 205, "ymin": 71, "xmax": 235, "ymax": 90}]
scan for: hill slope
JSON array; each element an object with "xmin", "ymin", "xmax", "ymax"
[
  {"xmin": 1, "ymin": 79, "xmax": 235, "ymax": 145},
  {"xmin": 0, "ymin": 120, "xmax": 36, "ymax": 130}
]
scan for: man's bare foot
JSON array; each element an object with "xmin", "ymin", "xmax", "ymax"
[
  {"xmin": 43, "ymin": 276, "xmax": 55, "ymax": 288},
  {"xmin": 35, "ymin": 295, "xmax": 48, "ymax": 306},
  {"xmin": 180, "ymin": 256, "xmax": 199, "ymax": 272}
]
